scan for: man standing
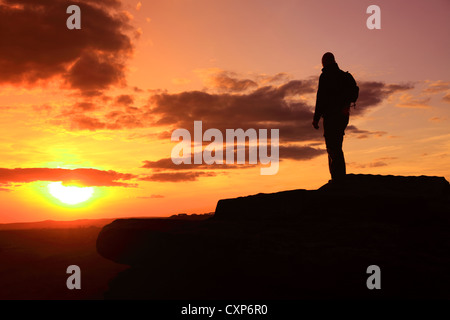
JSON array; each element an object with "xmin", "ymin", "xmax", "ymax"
[{"xmin": 312, "ymin": 52, "xmax": 357, "ymax": 183}]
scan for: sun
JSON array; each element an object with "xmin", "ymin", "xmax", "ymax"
[{"xmin": 47, "ymin": 182, "xmax": 95, "ymax": 205}]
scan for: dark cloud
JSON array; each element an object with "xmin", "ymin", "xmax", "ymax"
[
  {"xmin": 139, "ymin": 144, "xmax": 323, "ymax": 183},
  {"xmin": 0, "ymin": 0, "xmax": 133, "ymax": 95},
  {"xmin": 74, "ymin": 102, "xmax": 96, "ymax": 111},
  {"xmin": 148, "ymin": 77, "xmax": 408, "ymax": 143},
  {"xmin": 279, "ymin": 145, "xmax": 326, "ymax": 160},
  {"xmin": 351, "ymin": 82, "xmax": 413, "ymax": 115},
  {"xmin": 65, "ymin": 51, "xmax": 127, "ymax": 94},
  {"xmin": 68, "ymin": 108, "xmax": 152, "ymax": 131},
  {"xmin": 346, "ymin": 126, "xmax": 387, "ymax": 139},
  {"xmin": 141, "ymin": 144, "xmax": 324, "ymax": 174},
  {"xmin": 69, "ymin": 115, "xmax": 108, "ymax": 131},
  {"xmin": 56, "ymin": 69, "xmax": 411, "ymax": 144},
  {"xmin": 367, "ymin": 161, "xmax": 387, "ymax": 168},
  {"xmin": 149, "ymin": 80, "xmax": 316, "ymax": 142},
  {"xmin": 349, "ymin": 161, "xmax": 388, "ymax": 169},
  {"xmin": 140, "ymin": 172, "xmax": 217, "ymax": 182},
  {"xmin": 115, "ymin": 94, "xmax": 134, "ymax": 106},
  {"xmin": 141, "ymin": 157, "xmax": 257, "ymax": 171},
  {"xmin": 104, "ymin": 111, "xmax": 145, "ymax": 129},
  {"xmin": 348, "ymin": 157, "xmax": 396, "ymax": 169},
  {"xmin": 0, "ymin": 167, "xmax": 136, "ymax": 187}
]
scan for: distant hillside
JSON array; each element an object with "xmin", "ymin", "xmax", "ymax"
[
  {"xmin": 0, "ymin": 225, "xmax": 128, "ymax": 299},
  {"xmin": 0, "ymin": 219, "xmax": 117, "ymax": 230},
  {"xmin": 0, "ymin": 212, "xmax": 215, "ymax": 230}
]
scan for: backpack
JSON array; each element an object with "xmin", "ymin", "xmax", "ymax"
[{"xmin": 341, "ymin": 71, "xmax": 359, "ymax": 107}]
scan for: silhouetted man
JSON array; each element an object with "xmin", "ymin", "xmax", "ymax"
[{"xmin": 313, "ymin": 52, "xmax": 354, "ymax": 183}]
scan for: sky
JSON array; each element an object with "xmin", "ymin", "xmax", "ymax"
[{"xmin": 0, "ymin": 0, "xmax": 449, "ymax": 223}]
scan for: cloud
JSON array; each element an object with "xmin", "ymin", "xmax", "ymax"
[
  {"xmin": 73, "ymin": 102, "xmax": 97, "ymax": 111},
  {"xmin": 149, "ymin": 79, "xmax": 317, "ymax": 143},
  {"xmin": 207, "ymin": 71, "xmax": 258, "ymax": 92},
  {"xmin": 0, "ymin": 167, "xmax": 136, "ymax": 187},
  {"xmin": 140, "ymin": 172, "xmax": 217, "ymax": 182},
  {"xmin": 69, "ymin": 115, "xmax": 108, "ymax": 131},
  {"xmin": 389, "ymin": 80, "xmax": 450, "ymax": 109},
  {"xmin": 256, "ymin": 72, "xmax": 291, "ymax": 85},
  {"xmin": 141, "ymin": 144, "xmax": 325, "ymax": 173},
  {"xmin": 139, "ymin": 145, "xmax": 326, "ymax": 182},
  {"xmin": 375, "ymin": 157, "xmax": 398, "ymax": 161},
  {"xmin": 443, "ymin": 93, "xmax": 450, "ymax": 104},
  {"xmin": 353, "ymin": 81, "xmax": 413, "ymax": 114},
  {"xmin": 279, "ymin": 145, "xmax": 326, "ymax": 160},
  {"xmin": 65, "ymin": 51, "xmax": 127, "ymax": 95},
  {"xmin": 429, "ymin": 116, "xmax": 447, "ymax": 123},
  {"xmin": 423, "ymin": 80, "xmax": 450, "ymax": 94},
  {"xmin": 56, "ymin": 69, "xmax": 409, "ymax": 144},
  {"xmin": 148, "ymin": 76, "xmax": 404, "ymax": 143},
  {"xmin": 396, "ymin": 93, "xmax": 431, "ymax": 109},
  {"xmin": 141, "ymin": 157, "xmax": 257, "ymax": 171},
  {"xmin": 115, "ymin": 94, "xmax": 135, "ymax": 106},
  {"xmin": 198, "ymin": 69, "xmax": 293, "ymax": 91},
  {"xmin": 346, "ymin": 126, "xmax": 387, "ymax": 139},
  {"xmin": 388, "ymin": 80, "xmax": 450, "ymax": 108},
  {"xmin": 139, "ymin": 144, "xmax": 324, "ymax": 183},
  {"xmin": 67, "ymin": 106, "xmax": 153, "ymax": 131},
  {"xmin": 137, "ymin": 194, "xmax": 164, "ymax": 199},
  {"xmin": 0, "ymin": 0, "xmax": 134, "ymax": 95},
  {"xmin": 348, "ymin": 157, "xmax": 397, "ymax": 169},
  {"xmin": 348, "ymin": 161, "xmax": 388, "ymax": 169}
]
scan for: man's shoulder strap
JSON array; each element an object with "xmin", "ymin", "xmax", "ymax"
[{"xmin": 343, "ymin": 70, "xmax": 355, "ymax": 79}]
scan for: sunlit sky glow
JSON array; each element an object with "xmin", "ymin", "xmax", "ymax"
[{"xmin": 0, "ymin": 0, "xmax": 449, "ymax": 223}]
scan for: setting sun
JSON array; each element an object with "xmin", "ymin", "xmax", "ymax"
[{"xmin": 48, "ymin": 182, "xmax": 95, "ymax": 205}]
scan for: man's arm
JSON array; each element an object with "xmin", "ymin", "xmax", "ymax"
[{"xmin": 312, "ymin": 74, "xmax": 323, "ymax": 129}]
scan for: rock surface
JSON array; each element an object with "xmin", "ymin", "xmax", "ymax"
[{"xmin": 97, "ymin": 174, "xmax": 450, "ymax": 299}]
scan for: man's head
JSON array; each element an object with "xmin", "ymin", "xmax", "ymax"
[{"xmin": 322, "ymin": 52, "xmax": 336, "ymax": 67}]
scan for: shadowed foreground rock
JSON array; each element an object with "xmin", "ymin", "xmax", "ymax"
[{"xmin": 97, "ymin": 174, "xmax": 450, "ymax": 299}]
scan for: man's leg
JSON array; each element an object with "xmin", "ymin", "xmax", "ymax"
[
  {"xmin": 323, "ymin": 113, "xmax": 349, "ymax": 182},
  {"xmin": 325, "ymin": 133, "xmax": 346, "ymax": 181}
]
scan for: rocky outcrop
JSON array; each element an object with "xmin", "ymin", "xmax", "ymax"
[{"xmin": 97, "ymin": 174, "xmax": 450, "ymax": 299}]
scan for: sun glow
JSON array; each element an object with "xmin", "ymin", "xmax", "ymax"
[{"xmin": 47, "ymin": 182, "xmax": 95, "ymax": 205}]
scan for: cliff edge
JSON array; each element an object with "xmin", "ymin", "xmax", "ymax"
[{"xmin": 97, "ymin": 174, "xmax": 450, "ymax": 299}]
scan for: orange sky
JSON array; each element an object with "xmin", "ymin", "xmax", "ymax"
[{"xmin": 0, "ymin": 0, "xmax": 449, "ymax": 223}]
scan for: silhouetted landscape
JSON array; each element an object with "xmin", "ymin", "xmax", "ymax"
[
  {"xmin": 97, "ymin": 174, "xmax": 450, "ymax": 299},
  {"xmin": 1, "ymin": 174, "xmax": 449, "ymax": 300},
  {"xmin": 0, "ymin": 215, "xmax": 210, "ymax": 299},
  {"xmin": 0, "ymin": 222, "xmax": 124, "ymax": 299}
]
